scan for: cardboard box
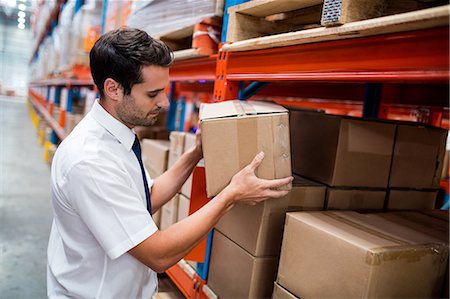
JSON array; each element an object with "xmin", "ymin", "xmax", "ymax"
[
  {"xmin": 152, "ymin": 209, "xmax": 161, "ymax": 228},
  {"xmin": 141, "ymin": 139, "xmax": 170, "ymax": 178},
  {"xmin": 389, "ymin": 124, "xmax": 447, "ymax": 188},
  {"xmin": 277, "ymin": 211, "xmax": 448, "ymax": 299},
  {"xmin": 422, "ymin": 209, "xmax": 449, "ymax": 222},
  {"xmin": 287, "ymin": 175, "xmax": 326, "ymax": 212},
  {"xmin": 208, "ymin": 230, "xmax": 279, "ymax": 299},
  {"xmin": 160, "ymin": 194, "xmax": 179, "ymax": 230},
  {"xmin": 374, "ymin": 211, "xmax": 449, "ymax": 298},
  {"xmin": 168, "ymin": 132, "xmax": 186, "ymax": 169},
  {"xmin": 201, "ymin": 100, "xmax": 292, "ymax": 197},
  {"xmin": 442, "ymin": 150, "xmax": 449, "ymax": 179},
  {"xmin": 387, "ymin": 189, "xmax": 437, "ymax": 210},
  {"xmin": 181, "ymin": 133, "xmax": 196, "ymax": 198},
  {"xmin": 325, "ymin": 188, "xmax": 386, "ymax": 210},
  {"xmin": 215, "ymin": 195, "xmax": 289, "ymax": 257},
  {"xmin": 374, "ymin": 211, "xmax": 448, "ymax": 244},
  {"xmin": 215, "ymin": 175, "xmax": 325, "ymax": 257},
  {"xmin": 290, "ymin": 110, "xmax": 395, "ymax": 188},
  {"xmin": 177, "ymin": 194, "xmax": 190, "ymax": 222},
  {"xmin": 135, "ymin": 126, "xmax": 169, "ymax": 141},
  {"xmin": 273, "ymin": 282, "xmax": 298, "ymax": 299}
]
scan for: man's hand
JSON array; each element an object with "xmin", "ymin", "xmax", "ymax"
[
  {"xmin": 221, "ymin": 152, "xmax": 293, "ymax": 206},
  {"xmin": 129, "ymin": 151, "xmax": 292, "ymax": 272},
  {"xmin": 193, "ymin": 128, "xmax": 203, "ymax": 160}
]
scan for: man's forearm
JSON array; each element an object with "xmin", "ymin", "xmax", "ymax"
[
  {"xmin": 128, "ymin": 186, "xmax": 236, "ymax": 272},
  {"xmin": 151, "ymin": 146, "xmax": 202, "ymax": 211}
]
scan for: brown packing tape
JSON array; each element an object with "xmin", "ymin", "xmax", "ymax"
[
  {"xmin": 272, "ymin": 113, "xmax": 292, "ymax": 191},
  {"xmin": 256, "ymin": 115, "xmax": 275, "ymax": 180},
  {"xmin": 322, "ymin": 213, "xmax": 447, "ymax": 265},
  {"xmin": 366, "ymin": 243, "xmax": 448, "ymax": 266},
  {"xmin": 434, "ymin": 132, "xmax": 448, "ymax": 185},
  {"xmin": 233, "ymin": 100, "xmax": 246, "ymax": 117},
  {"xmin": 326, "ymin": 189, "xmax": 385, "ymax": 210},
  {"xmin": 240, "ymin": 100, "xmax": 257, "ymax": 115},
  {"xmin": 324, "ymin": 212, "xmax": 409, "ymax": 245},
  {"xmin": 236, "ymin": 116, "xmax": 258, "ymax": 174}
]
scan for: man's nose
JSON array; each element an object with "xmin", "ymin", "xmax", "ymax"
[{"xmin": 158, "ymin": 93, "xmax": 169, "ymax": 111}]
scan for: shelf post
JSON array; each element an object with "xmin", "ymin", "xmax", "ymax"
[
  {"xmin": 362, "ymin": 83, "xmax": 383, "ymax": 118},
  {"xmin": 213, "ymin": 49, "xmax": 239, "ymax": 102}
]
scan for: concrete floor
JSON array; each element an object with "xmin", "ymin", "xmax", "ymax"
[
  {"xmin": 0, "ymin": 96, "xmax": 184, "ymax": 299},
  {"xmin": 0, "ymin": 96, "xmax": 53, "ymax": 298}
]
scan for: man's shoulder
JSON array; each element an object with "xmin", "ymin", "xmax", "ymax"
[{"xmin": 53, "ymin": 119, "xmax": 116, "ymax": 170}]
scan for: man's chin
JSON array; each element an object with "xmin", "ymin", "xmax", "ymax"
[{"xmin": 140, "ymin": 116, "xmax": 158, "ymax": 127}]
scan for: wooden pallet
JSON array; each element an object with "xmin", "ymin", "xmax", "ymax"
[
  {"xmin": 226, "ymin": 0, "xmax": 445, "ymax": 43},
  {"xmin": 157, "ymin": 16, "xmax": 222, "ymax": 61},
  {"xmin": 223, "ymin": 3, "xmax": 449, "ymax": 52}
]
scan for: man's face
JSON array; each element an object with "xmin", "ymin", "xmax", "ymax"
[{"xmin": 116, "ymin": 65, "xmax": 170, "ymax": 127}]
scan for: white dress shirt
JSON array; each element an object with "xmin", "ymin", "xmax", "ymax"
[{"xmin": 47, "ymin": 100, "xmax": 158, "ymax": 299}]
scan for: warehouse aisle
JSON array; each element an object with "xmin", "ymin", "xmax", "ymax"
[{"xmin": 0, "ymin": 96, "xmax": 52, "ymax": 298}]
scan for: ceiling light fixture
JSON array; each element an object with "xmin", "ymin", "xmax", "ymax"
[
  {"xmin": 6, "ymin": 0, "xmax": 17, "ymax": 7},
  {"xmin": 18, "ymin": 3, "xmax": 26, "ymax": 11},
  {"xmin": 18, "ymin": 23, "xmax": 25, "ymax": 30},
  {"xmin": 18, "ymin": 17, "xmax": 25, "ymax": 24},
  {"xmin": 18, "ymin": 11, "xmax": 25, "ymax": 18}
]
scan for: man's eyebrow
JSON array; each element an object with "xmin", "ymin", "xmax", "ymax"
[{"xmin": 146, "ymin": 88, "xmax": 165, "ymax": 94}]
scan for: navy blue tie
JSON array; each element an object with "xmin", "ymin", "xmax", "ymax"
[{"xmin": 132, "ymin": 136, "xmax": 152, "ymax": 215}]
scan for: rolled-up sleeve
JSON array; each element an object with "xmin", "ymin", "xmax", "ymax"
[{"xmin": 62, "ymin": 159, "xmax": 158, "ymax": 260}]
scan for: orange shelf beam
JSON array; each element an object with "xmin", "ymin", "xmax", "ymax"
[
  {"xmin": 166, "ymin": 262, "xmax": 196, "ymax": 298},
  {"xmin": 222, "ymin": 27, "xmax": 449, "ymax": 83},
  {"xmin": 170, "ymin": 56, "xmax": 217, "ymax": 82},
  {"xmin": 29, "ymin": 89, "xmax": 67, "ymax": 141}
]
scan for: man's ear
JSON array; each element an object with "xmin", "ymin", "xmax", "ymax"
[{"xmin": 104, "ymin": 78, "xmax": 122, "ymax": 101}]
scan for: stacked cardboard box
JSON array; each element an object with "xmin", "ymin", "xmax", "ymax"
[
  {"xmin": 168, "ymin": 131, "xmax": 186, "ymax": 168},
  {"xmin": 276, "ymin": 211, "xmax": 449, "ymax": 298},
  {"xmin": 159, "ymin": 131, "xmax": 198, "ymax": 229},
  {"xmin": 177, "ymin": 194, "xmax": 190, "ymax": 222},
  {"xmin": 290, "ymin": 109, "xmax": 394, "ymax": 210},
  {"xmin": 290, "ymin": 110, "xmax": 447, "ymax": 211},
  {"xmin": 140, "ymin": 138, "xmax": 170, "ymax": 227},
  {"xmin": 141, "ymin": 139, "xmax": 170, "ymax": 178},
  {"xmin": 208, "ymin": 176, "xmax": 325, "ymax": 298},
  {"xmin": 387, "ymin": 123, "xmax": 447, "ymax": 210},
  {"xmin": 134, "ymin": 126, "xmax": 169, "ymax": 141},
  {"xmin": 160, "ymin": 194, "xmax": 179, "ymax": 230},
  {"xmin": 180, "ymin": 133, "xmax": 196, "ymax": 198},
  {"xmin": 200, "ymin": 100, "xmax": 292, "ymax": 198}
]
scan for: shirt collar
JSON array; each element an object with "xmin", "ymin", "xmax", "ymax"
[{"xmin": 90, "ymin": 100, "xmax": 135, "ymax": 151}]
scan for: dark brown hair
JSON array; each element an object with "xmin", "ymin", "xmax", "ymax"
[{"xmin": 90, "ymin": 27, "xmax": 173, "ymax": 97}]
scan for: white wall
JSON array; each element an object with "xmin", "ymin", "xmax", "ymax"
[{"xmin": 0, "ymin": 19, "xmax": 32, "ymax": 96}]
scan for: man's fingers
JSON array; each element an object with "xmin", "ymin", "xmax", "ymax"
[
  {"xmin": 248, "ymin": 151, "xmax": 265, "ymax": 172},
  {"xmin": 261, "ymin": 176, "xmax": 293, "ymax": 189},
  {"xmin": 264, "ymin": 189, "xmax": 289, "ymax": 199}
]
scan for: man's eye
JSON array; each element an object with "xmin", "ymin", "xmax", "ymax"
[{"xmin": 148, "ymin": 94, "xmax": 157, "ymax": 98}]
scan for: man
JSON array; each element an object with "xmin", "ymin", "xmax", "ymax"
[{"xmin": 47, "ymin": 27, "xmax": 293, "ymax": 298}]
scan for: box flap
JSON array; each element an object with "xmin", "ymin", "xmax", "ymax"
[{"xmin": 200, "ymin": 100, "xmax": 287, "ymax": 121}]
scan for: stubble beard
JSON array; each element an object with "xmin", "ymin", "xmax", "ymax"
[{"xmin": 117, "ymin": 95, "xmax": 159, "ymax": 127}]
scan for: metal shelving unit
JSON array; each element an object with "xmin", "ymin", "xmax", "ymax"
[{"xmin": 27, "ymin": 0, "xmax": 449, "ymax": 297}]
